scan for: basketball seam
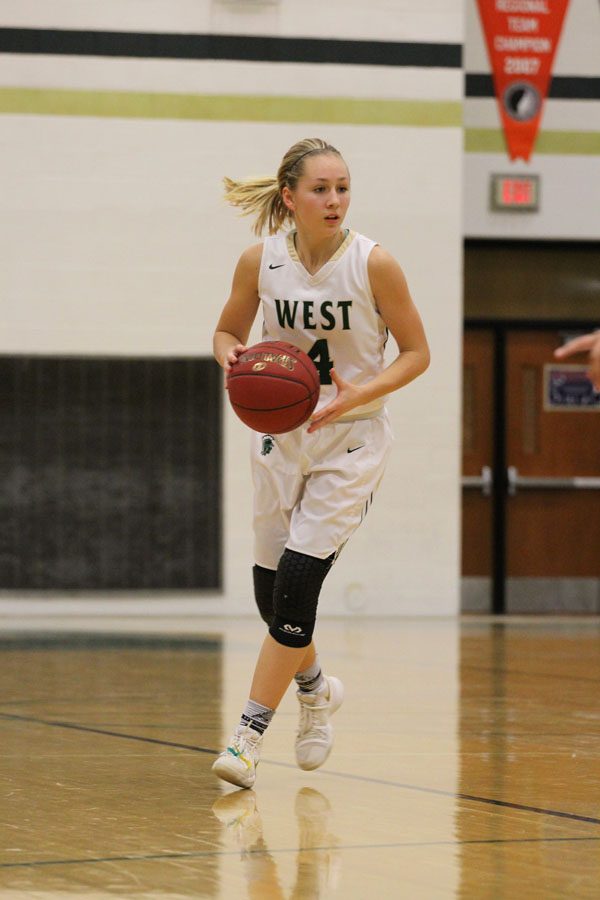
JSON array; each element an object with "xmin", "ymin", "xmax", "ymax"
[
  {"xmin": 289, "ymin": 352, "xmax": 320, "ymax": 392},
  {"xmin": 227, "ymin": 372, "xmax": 316, "ymax": 389},
  {"xmin": 231, "ymin": 395, "xmax": 315, "ymax": 412}
]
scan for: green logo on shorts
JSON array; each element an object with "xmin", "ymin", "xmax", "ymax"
[{"xmin": 261, "ymin": 435, "xmax": 275, "ymax": 456}]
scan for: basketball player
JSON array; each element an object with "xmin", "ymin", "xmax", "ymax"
[
  {"xmin": 212, "ymin": 138, "xmax": 430, "ymax": 788},
  {"xmin": 554, "ymin": 331, "xmax": 600, "ymax": 390}
]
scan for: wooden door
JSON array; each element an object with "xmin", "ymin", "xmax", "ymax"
[
  {"xmin": 506, "ymin": 331, "xmax": 600, "ymax": 585},
  {"xmin": 461, "ymin": 330, "xmax": 494, "ymax": 603},
  {"xmin": 462, "ymin": 327, "xmax": 600, "ymax": 613}
]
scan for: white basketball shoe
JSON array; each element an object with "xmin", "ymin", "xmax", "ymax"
[
  {"xmin": 212, "ymin": 725, "xmax": 263, "ymax": 789},
  {"xmin": 295, "ymin": 675, "xmax": 344, "ymax": 771}
]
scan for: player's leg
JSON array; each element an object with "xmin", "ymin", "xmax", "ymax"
[
  {"xmin": 252, "ymin": 544, "xmax": 341, "ymax": 773},
  {"xmin": 251, "ymin": 427, "xmax": 302, "ymax": 624},
  {"xmin": 254, "ymin": 564, "xmax": 320, "ymax": 684},
  {"xmin": 248, "ymin": 634, "xmax": 312, "ymax": 708},
  {"xmin": 214, "ymin": 547, "xmax": 336, "ymax": 779},
  {"xmin": 287, "ymin": 413, "xmax": 393, "ymax": 770},
  {"xmin": 213, "ymin": 431, "xmax": 310, "ymax": 788},
  {"xmin": 253, "ymin": 561, "xmax": 322, "ymax": 698},
  {"xmin": 250, "ymin": 547, "xmax": 335, "ymax": 705},
  {"xmin": 212, "ymin": 549, "xmax": 334, "ymax": 788},
  {"xmin": 250, "ymin": 429, "xmax": 325, "ymax": 698},
  {"xmin": 212, "ymin": 418, "xmax": 391, "ymax": 786}
]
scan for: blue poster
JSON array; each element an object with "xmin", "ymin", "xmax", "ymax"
[{"xmin": 544, "ymin": 365, "xmax": 600, "ymax": 411}]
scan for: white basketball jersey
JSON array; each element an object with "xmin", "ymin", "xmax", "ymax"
[{"xmin": 258, "ymin": 230, "xmax": 388, "ymax": 418}]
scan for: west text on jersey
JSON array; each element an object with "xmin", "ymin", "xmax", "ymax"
[{"xmin": 274, "ymin": 298, "xmax": 352, "ymax": 331}]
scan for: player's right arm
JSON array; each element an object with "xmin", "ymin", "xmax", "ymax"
[{"xmin": 213, "ymin": 243, "xmax": 262, "ymax": 372}]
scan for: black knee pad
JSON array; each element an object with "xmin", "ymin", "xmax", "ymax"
[
  {"xmin": 253, "ymin": 565, "xmax": 276, "ymax": 626},
  {"xmin": 269, "ymin": 549, "xmax": 335, "ymax": 648}
]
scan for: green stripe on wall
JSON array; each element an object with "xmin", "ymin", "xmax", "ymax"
[
  {"xmin": 466, "ymin": 128, "xmax": 600, "ymax": 155},
  {"xmin": 0, "ymin": 87, "xmax": 461, "ymax": 127}
]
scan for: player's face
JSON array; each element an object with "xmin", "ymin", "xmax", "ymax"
[{"xmin": 284, "ymin": 153, "xmax": 351, "ymax": 236}]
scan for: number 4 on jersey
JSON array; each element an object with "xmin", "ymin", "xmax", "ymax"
[{"xmin": 308, "ymin": 338, "xmax": 333, "ymax": 385}]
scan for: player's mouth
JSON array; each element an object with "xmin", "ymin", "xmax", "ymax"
[{"xmin": 324, "ymin": 214, "xmax": 339, "ymax": 222}]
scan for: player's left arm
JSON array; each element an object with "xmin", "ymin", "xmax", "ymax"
[
  {"xmin": 367, "ymin": 245, "xmax": 431, "ymax": 391},
  {"xmin": 308, "ymin": 246, "xmax": 430, "ymax": 431}
]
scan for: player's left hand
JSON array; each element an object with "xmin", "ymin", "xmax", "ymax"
[{"xmin": 307, "ymin": 369, "xmax": 368, "ymax": 432}]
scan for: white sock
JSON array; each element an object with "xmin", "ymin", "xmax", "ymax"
[
  {"xmin": 240, "ymin": 699, "xmax": 274, "ymax": 735},
  {"xmin": 295, "ymin": 657, "xmax": 325, "ymax": 694}
]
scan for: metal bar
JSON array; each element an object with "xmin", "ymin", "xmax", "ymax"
[
  {"xmin": 462, "ymin": 466, "xmax": 493, "ymax": 495},
  {"xmin": 507, "ymin": 469, "xmax": 600, "ymax": 491},
  {"xmin": 514, "ymin": 476, "xmax": 600, "ymax": 489}
]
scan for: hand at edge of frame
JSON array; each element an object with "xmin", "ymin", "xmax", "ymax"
[{"xmin": 554, "ymin": 331, "xmax": 600, "ymax": 391}]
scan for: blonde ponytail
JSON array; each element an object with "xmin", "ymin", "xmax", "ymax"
[
  {"xmin": 223, "ymin": 137, "xmax": 344, "ymax": 236},
  {"xmin": 223, "ymin": 175, "xmax": 289, "ymax": 236}
]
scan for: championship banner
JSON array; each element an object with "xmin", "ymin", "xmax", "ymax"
[{"xmin": 475, "ymin": 0, "xmax": 572, "ymax": 161}]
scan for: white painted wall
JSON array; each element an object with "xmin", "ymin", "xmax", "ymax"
[
  {"xmin": 0, "ymin": 1, "xmax": 463, "ymax": 617},
  {"xmin": 1, "ymin": 0, "xmax": 464, "ymax": 42},
  {"xmin": 464, "ymin": 0, "xmax": 600, "ymax": 239}
]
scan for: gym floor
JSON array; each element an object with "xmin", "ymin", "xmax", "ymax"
[{"xmin": 1, "ymin": 615, "xmax": 599, "ymax": 898}]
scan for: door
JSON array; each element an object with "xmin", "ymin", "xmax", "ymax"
[
  {"xmin": 461, "ymin": 326, "xmax": 600, "ymax": 612},
  {"xmin": 505, "ymin": 330, "xmax": 600, "ymax": 611},
  {"xmin": 462, "ymin": 330, "xmax": 494, "ymax": 611}
]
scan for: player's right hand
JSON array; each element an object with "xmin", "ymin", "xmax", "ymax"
[{"xmin": 223, "ymin": 344, "xmax": 248, "ymax": 376}]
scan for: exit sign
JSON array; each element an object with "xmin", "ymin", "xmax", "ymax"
[{"xmin": 490, "ymin": 174, "xmax": 540, "ymax": 211}]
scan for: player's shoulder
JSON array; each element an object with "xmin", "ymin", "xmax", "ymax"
[
  {"xmin": 367, "ymin": 244, "xmax": 404, "ymax": 276},
  {"xmin": 235, "ymin": 242, "xmax": 264, "ymax": 275},
  {"xmin": 232, "ymin": 243, "xmax": 263, "ymax": 289},
  {"xmin": 239, "ymin": 242, "xmax": 264, "ymax": 266},
  {"xmin": 366, "ymin": 244, "xmax": 409, "ymax": 299}
]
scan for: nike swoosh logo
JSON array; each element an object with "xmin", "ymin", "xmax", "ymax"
[
  {"xmin": 347, "ymin": 445, "xmax": 365, "ymax": 454},
  {"xmin": 269, "ymin": 264, "xmax": 285, "ymax": 270}
]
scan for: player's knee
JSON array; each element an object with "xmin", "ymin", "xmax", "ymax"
[
  {"xmin": 270, "ymin": 614, "xmax": 314, "ymax": 647},
  {"xmin": 269, "ymin": 549, "xmax": 335, "ymax": 648},
  {"xmin": 252, "ymin": 564, "xmax": 276, "ymax": 626}
]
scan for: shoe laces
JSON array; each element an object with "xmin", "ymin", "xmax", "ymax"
[
  {"xmin": 298, "ymin": 693, "xmax": 329, "ymax": 737},
  {"xmin": 229, "ymin": 726, "xmax": 262, "ymax": 758}
]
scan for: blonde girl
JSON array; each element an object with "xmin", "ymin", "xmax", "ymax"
[{"xmin": 212, "ymin": 138, "xmax": 430, "ymax": 788}]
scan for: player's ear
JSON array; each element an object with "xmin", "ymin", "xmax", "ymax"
[{"xmin": 281, "ymin": 185, "xmax": 295, "ymax": 212}]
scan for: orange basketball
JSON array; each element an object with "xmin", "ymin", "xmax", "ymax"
[{"xmin": 227, "ymin": 341, "xmax": 320, "ymax": 434}]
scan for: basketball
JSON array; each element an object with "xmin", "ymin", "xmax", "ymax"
[{"xmin": 227, "ymin": 341, "xmax": 320, "ymax": 434}]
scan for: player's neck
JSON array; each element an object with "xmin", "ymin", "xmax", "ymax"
[{"xmin": 293, "ymin": 228, "xmax": 346, "ymax": 275}]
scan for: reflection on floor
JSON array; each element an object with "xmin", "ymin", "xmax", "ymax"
[{"xmin": 0, "ymin": 617, "xmax": 599, "ymax": 898}]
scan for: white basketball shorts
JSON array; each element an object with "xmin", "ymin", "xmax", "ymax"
[{"xmin": 251, "ymin": 412, "xmax": 393, "ymax": 571}]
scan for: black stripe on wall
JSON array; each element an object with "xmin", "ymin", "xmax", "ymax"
[
  {"xmin": 0, "ymin": 27, "xmax": 462, "ymax": 68},
  {"xmin": 466, "ymin": 73, "xmax": 600, "ymax": 100}
]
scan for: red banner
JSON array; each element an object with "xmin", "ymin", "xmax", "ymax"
[{"xmin": 475, "ymin": 0, "xmax": 571, "ymax": 161}]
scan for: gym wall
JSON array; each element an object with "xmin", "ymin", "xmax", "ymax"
[
  {"xmin": 0, "ymin": 0, "xmax": 464, "ymax": 615},
  {"xmin": 465, "ymin": 0, "xmax": 600, "ymax": 239}
]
